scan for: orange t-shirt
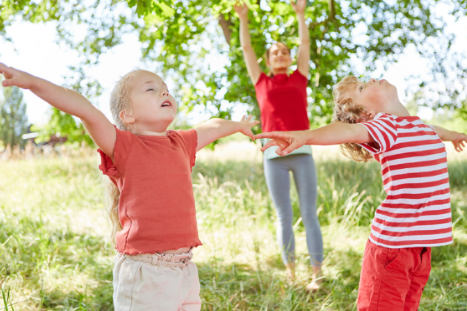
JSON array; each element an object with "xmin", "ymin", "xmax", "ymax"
[{"xmin": 98, "ymin": 127, "xmax": 202, "ymax": 254}]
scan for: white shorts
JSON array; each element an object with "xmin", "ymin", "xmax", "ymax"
[{"xmin": 113, "ymin": 251, "xmax": 201, "ymax": 311}]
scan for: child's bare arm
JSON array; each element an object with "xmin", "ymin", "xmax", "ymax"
[
  {"xmin": 0, "ymin": 63, "xmax": 116, "ymax": 159},
  {"xmin": 431, "ymin": 125, "xmax": 467, "ymax": 152},
  {"xmin": 255, "ymin": 122, "xmax": 374, "ymax": 156},
  {"xmin": 194, "ymin": 116, "xmax": 259, "ymax": 151}
]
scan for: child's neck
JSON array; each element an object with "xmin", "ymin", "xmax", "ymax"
[
  {"xmin": 381, "ymin": 100, "xmax": 411, "ymax": 117},
  {"xmin": 272, "ymin": 67, "xmax": 288, "ymax": 75},
  {"xmin": 131, "ymin": 124, "xmax": 169, "ymax": 136},
  {"xmin": 134, "ymin": 130, "xmax": 167, "ymax": 136}
]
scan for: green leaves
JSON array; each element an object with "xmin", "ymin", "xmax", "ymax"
[
  {"xmin": 127, "ymin": 0, "xmax": 175, "ymax": 17},
  {"xmin": 31, "ymin": 108, "xmax": 94, "ymax": 146},
  {"xmin": 1, "ymin": 0, "xmax": 466, "ymax": 141}
]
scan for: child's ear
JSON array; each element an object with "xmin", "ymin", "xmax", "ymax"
[{"xmin": 119, "ymin": 110, "xmax": 135, "ymax": 125}]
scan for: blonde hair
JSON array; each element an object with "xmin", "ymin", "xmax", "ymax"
[
  {"xmin": 332, "ymin": 76, "xmax": 373, "ymax": 162},
  {"xmin": 105, "ymin": 69, "xmax": 142, "ymax": 246}
]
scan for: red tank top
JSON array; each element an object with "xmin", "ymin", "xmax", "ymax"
[{"xmin": 254, "ymin": 70, "xmax": 310, "ymax": 132}]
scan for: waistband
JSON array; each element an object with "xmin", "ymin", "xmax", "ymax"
[{"xmin": 122, "ymin": 249, "xmax": 193, "ymax": 268}]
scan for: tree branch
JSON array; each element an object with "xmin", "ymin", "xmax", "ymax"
[
  {"xmin": 328, "ymin": 0, "xmax": 335, "ymax": 20},
  {"xmin": 309, "ymin": 0, "xmax": 336, "ymax": 28},
  {"xmin": 218, "ymin": 13, "xmax": 232, "ymax": 46}
]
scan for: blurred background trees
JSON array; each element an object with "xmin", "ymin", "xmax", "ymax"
[
  {"xmin": 1, "ymin": 0, "xmax": 466, "ymax": 144},
  {"xmin": 0, "ymin": 85, "xmax": 29, "ymax": 148}
]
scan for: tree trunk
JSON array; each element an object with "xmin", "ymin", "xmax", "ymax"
[
  {"xmin": 328, "ymin": 0, "xmax": 335, "ymax": 19},
  {"xmin": 218, "ymin": 13, "xmax": 232, "ymax": 46}
]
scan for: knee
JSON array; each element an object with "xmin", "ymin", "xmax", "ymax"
[
  {"xmin": 276, "ymin": 207, "xmax": 293, "ymax": 220},
  {"xmin": 301, "ymin": 210, "xmax": 319, "ymax": 226}
]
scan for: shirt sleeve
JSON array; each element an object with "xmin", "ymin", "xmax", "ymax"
[
  {"xmin": 292, "ymin": 69, "xmax": 308, "ymax": 83},
  {"xmin": 98, "ymin": 126, "xmax": 133, "ymax": 177},
  {"xmin": 175, "ymin": 129, "xmax": 198, "ymax": 168},
  {"xmin": 358, "ymin": 114, "xmax": 398, "ymax": 154},
  {"xmin": 254, "ymin": 72, "xmax": 268, "ymax": 88}
]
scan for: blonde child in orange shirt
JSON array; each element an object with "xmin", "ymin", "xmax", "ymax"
[{"xmin": 0, "ymin": 63, "xmax": 258, "ymax": 311}]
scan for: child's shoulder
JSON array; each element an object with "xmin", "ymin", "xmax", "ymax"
[
  {"xmin": 167, "ymin": 129, "xmax": 197, "ymax": 146},
  {"xmin": 114, "ymin": 126, "xmax": 134, "ymax": 139},
  {"xmin": 167, "ymin": 128, "xmax": 196, "ymax": 137},
  {"xmin": 374, "ymin": 113, "xmax": 427, "ymax": 127}
]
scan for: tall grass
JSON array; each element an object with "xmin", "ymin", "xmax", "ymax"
[{"xmin": 0, "ymin": 143, "xmax": 466, "ymax": 310}]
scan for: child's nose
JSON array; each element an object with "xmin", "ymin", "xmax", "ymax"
[{"xmin": 369, "ymin": 78, "xmax": 376, "ymax": 84}]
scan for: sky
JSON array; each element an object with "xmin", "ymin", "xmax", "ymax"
[{"xmin": 0, "ymin": 8, "xmax": 466, "ymax": 126}]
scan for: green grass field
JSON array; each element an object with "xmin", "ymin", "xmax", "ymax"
[{"xmin": 1, "ymin": 143, "xmax": 466, "ymax": 310}]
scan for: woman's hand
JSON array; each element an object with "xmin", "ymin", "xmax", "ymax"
[
  {"xmin": 451, "ymin": 132, "xmax": 467, "ymax": 152},
  {"xmin": 234, "ymin": 1, "xmax": 249, "ymax": 20},
  {"xmin": 0, "ymin": 63, "xmax": 36, "ymax": 89},
  {"xmin": 255, "ymin": 131, "xmax": 309, "ymax": 156},
  {"xmin": 239, "ymin": 115, "xmax": 260, "ymax": 140},
  {"xmin": 291, "ymin": 0, "xmax": 306, "ymax": 16}
]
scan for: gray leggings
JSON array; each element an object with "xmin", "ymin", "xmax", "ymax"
[{"xmin": 263, "ymin": 153, "xmax": 323, "ymax": 266}]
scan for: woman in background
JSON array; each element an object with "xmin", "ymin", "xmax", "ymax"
[{"xmin": 234, "ymin": 0, "xmax": 323, "ymax": 291}]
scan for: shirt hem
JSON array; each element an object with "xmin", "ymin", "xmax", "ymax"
[
  {"xmin": 117, "ymin": 241, "xmax": 203, "ymax": 255},
  {"xmin": 368, "ymin": 236, "xmax": 453, "ymax": 249}
]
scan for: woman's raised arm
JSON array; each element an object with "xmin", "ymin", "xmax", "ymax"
[
  {"xmin": 292, "ymin": 0, "xmax": 310, "ymax": 77},
  {"xmin": 234, "ymin": 2, "xmax": 262, "ymax": 85}
]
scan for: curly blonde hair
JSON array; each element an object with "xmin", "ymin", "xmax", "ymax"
[{"xmin": 332, "ymin": 76, "xmax": 373, "ymax": 162}]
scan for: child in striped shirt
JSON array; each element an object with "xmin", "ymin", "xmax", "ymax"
[{"xmin": 255, "ymin": 76, "xmax": 467, "ymax": 310}]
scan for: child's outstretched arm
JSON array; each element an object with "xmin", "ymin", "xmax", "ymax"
[
  {"xmin": 234, "ymin": 2, "xmax": 262, "ymax": 85},
  {"xmin": 0, "ymin": 63, "xmax": 116, "ymax": 159},
  {"xmin": 292, "ymin": 0, "xmax": 310, "ymax": 77},
  {"xmin": 255, "ymin": 122, "xmax": 374, "ymax": 156},
  {"xmin": 431, "ymin": 125, "xmax": 467, "ymax": 152},
  {"xmin": 195, "ymin": 115, "xmax": 259, "ymax": 151}
]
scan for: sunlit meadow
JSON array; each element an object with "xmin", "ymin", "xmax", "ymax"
[{"xmin": 1, "ymin": 138, "xmax": 466, "ymax": 310}]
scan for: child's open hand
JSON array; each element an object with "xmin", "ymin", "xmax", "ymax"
[
  {"xmin": 451, "ymin": 132, "xmax": 467, "ymax": 152},
  {"xmin": 0, "ymin": 63, "xmax": 36, "ymax": 89},
  {"xmin": 239, "ymin": 115, "xmax": 260, "ymax": 140},
  {"xmin": 255, "ymin": 131, "xmax": 308, "ymax": 156}
]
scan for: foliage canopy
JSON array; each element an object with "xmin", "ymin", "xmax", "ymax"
[{"xmin": 1, "ymin": 0, "xmax": 466, "ymax": 142}]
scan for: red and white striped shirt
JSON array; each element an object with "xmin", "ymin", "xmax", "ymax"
[{"xmin": 359, "ymin": 113, "xmax": 452, "ymax": 248}]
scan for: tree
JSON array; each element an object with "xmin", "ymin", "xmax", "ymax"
[
  {"xmin": 31, "ymin": 108, "xmax": 95, "ymax": 146},
  {"xmin": 1, "ymin": 0, "xmax": 466, "ymax": 139},
  {"xmin": 0, "ymin": 86, "xmax": 29, "ymax": 148}
]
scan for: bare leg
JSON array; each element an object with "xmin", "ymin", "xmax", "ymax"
[
  {"xmin": 286, "ymin": 262, "xmax": 296, "ymax": 283},
  {"xmin": 306, "ymin": 264, "xmax": 323, "ymax": 292}
]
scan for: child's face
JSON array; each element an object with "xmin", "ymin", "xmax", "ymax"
[
  {"xmin": 267, "ymin": 43, "xmax": 292, "ymax": 72},
  {"xmin": 127, "ymin": 71, "xmax": 177, "ymax": 132},
  {"xmin": 348, "ymin": 78, "xmax": 399, "ymax": 119}
]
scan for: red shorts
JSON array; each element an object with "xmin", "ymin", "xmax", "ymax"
[{"xmin": 357, "ymin": 240, "xmax": 431, "ymax": 311}]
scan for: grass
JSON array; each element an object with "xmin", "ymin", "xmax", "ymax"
[{"xmin": 0, "ymin": 142, "xmax": 466, "ymax": 310}]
